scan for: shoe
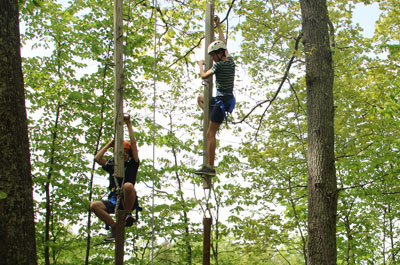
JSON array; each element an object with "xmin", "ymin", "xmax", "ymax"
[
  {"xmin": 125, "ymin": 213, "xmax": 135, "ymax": 227},
  {"xmin": 194, "ymin": 166, "xmax": 216, "ymax": 176},
  {"xmin": 104, "ymin": 227, "xmax": 116, "ymax": 242}
]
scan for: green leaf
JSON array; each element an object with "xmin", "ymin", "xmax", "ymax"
[{"xmin": 0, "ymin": 192, "xmax": 7, "ymax": 200}]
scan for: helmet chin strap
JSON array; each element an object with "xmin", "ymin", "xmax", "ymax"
[{"xmin": 216, "ymin": 51, "xmax": 224, "ymax": 62}]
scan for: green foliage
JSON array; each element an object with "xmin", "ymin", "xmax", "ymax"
[
  {"xmin": 20, "ymin": 0, "xmax": 400, "ymax": 264},
  {"xmin": 0, "ymin": 191, "xmax": 7, "ymax": 199}
]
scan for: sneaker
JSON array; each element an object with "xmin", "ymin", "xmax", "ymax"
[
  {"xmin": 104, "ymin": 227, "xmax": 116, "ymax": 242},
  {"xmin": 194, "ymin": 166, "xmax": 216, "ymax": 176},
  {"xmin": 125, "ymin": 213, "xmax": 135, "ymax": 227}
]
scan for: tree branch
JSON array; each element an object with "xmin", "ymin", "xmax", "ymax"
[
  {"xmin": 220, "ymin": 0, "xmax": 236, "ymax": 24},
  {"xmin": 168, "ymin": 37, "xmax": 204, "ymax": 68},
  {"xmin": 232, "ymin": 33, "xmax": 303, "ymax": 136},
  {"xmin": 168, "ymin": 0, "xmax": 236, "ymax": 68}
]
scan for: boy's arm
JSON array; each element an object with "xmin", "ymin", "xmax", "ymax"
[
  {"xmin": 215, "ymin": 16, "xmax": 231, "ymax": 57},
  {"xmin": 125, "ymin": 116, "xmax": 139, "ymax": 163},
  {"xmin": 198, "ymin": 60, "xmax": 214, "ymax": 79},
  {"xmin": 94, "ymin": 139, "xmax": 114, "ymax": 166},
  {"xmin": 215, "ymin": 17, "xmax": 225, "ymax": 42}
]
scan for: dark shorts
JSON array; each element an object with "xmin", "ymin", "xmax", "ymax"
[
  {"xmin": 210, "ymin": 106, "xmax": 224, "ymax": 124},
  {"xmin": 101, "ymin": 200, "xmax": 123, "ymax": 214},
  {"xmin": 210, "ymin": 96, "xmax": 235, "ymax": 124},
  {"xmin": 101, "ymin": 197, "xmax": 139, "ymax": 214}
]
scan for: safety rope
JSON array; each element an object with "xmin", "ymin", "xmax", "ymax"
[
  {"xmin": 151, "ymin": 0, "xmax": 158, "ymax": 264},
  {"xmin": 203, "ymin": 187, "xmax": 213, "ymax": 218}
]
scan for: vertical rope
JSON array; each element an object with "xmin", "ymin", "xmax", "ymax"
[{"xmin": 151, "ymin": 0, "xmax": 158, "ymax": 264}]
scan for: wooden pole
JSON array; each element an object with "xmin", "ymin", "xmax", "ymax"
[
  {"xmin": 202, "ymin": 217, "xmax": 212, "ymax": 265},
  {"xmin": 114, "ymin": 0, "xmax": 125, "ymax": 263},
  {"xmin": 202, "ymin": 3, "xmax": 214, "ymax": 265},
  {"xmin": 115, "ymin": 210, "xmax": 126, "ymax": 265},
  {"xmin": 202, "ymin": 1, "xmax": 215, "ymax": 189}
]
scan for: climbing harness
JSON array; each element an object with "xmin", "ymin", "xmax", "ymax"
[
  {"xmin": 104, "ymin": 158, "xmax": 143, "ymax": 231},
  {"xmin": 214, "ymin": 94, "xmax": 236, "ymax": 125}
]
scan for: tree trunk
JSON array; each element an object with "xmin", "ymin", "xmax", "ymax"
[
  {"xmin": 85, "ymin": 51, "xmax": 110, "ymax": 265},
  {"xmin": 0, "ymin": 0, "xmax": 37, "ymax": 264},
  {"xmin": 171, "ymin": 128, "xmax": 192, "ymax": 265},
  {"xmin": 387, "ymin": 205, "xmax": 396, "ymax": 264},
  {"xmin": 44, "ymin": 102, "xmax": 61, "ymax": 265},
  {"xmin": 299, "ymin": 0, "xmax": 337, "ymax": 264}
]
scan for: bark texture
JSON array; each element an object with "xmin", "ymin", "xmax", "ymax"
[
  {"xmin": 0, "ymin": 0, "xmax": 37, "ymax": 264},
  {"xmin": 299, "ymin": 0, "xmax": 338, "ymax": 264}
]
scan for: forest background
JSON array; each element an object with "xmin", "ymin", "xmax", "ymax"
[{"xmin": 14, "ymin": 0, "xmax": 400, "ymax": 264}]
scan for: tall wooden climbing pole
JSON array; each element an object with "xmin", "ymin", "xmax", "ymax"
[
  {"xmin": 113, "ymin": 0, "xmax": 125, "ymax": 263},
  {"xmin": 202, "ymin": 1, "xmax": 215, "ymax": 190},
  {"xmin": 202, "ymin": 2, "xmax": 214, "ymax": 265}
]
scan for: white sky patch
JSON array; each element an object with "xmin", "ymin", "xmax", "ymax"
[{"xmin": 352, "ymin": 2, "xmax": 381, "ymax": 38}]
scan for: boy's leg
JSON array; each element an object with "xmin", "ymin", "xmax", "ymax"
[
  {"xmin": 194, "ymin": 99, "xmax": 223, "ymax": 176},
  {"xmin": 206, "ymin": 120, "xmax": 220, "ymax": 168},
  {"xmin": 194, "ymin": 120, "xmax": 220, "ymax": 176},
  {"xmin": 90, "ymin": 201, "xmax": 116, "ymax": 228},
  {"xmin": 123, "ymin": 182, "xmax": 137, "ymax": 227},
  {"xmin": 197, "ymin": 94, "xmax": 204, "ymax": 110},
  {"xmin": 123, "ymin": 182, "xmax": 136, "ymax": 212}
]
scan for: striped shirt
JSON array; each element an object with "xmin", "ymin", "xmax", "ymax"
[{"xmin": 212, "ymin": 56, "xmax": 235, "ymax": 97}]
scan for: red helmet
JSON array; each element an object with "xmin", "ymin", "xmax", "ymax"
[{"xmin": 123, "ymin": 141, "xmax": 131, "ymax": 150}]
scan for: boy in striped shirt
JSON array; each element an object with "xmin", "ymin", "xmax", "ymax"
[{"xmin": 195, "ymin": 16, "xmax": 236, "ymax": 176}]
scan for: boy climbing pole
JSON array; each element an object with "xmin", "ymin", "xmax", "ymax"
[
  {"xmin": 195, "ymin": 16, "xmax": 236, "ymax": 176},
  {"xmin": 90, "ymin": 115, "xmax": 140, "ymax": 241}
]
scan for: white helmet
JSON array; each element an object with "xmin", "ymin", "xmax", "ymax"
[{"xmin": 207, "ymin": 40, "xmax": 226, "ymax": 54}]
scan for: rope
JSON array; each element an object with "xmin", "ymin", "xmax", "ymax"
[
  {"xmin": 151, "ymin": 0, "xmax": 158, "ymax": 264},
  {"xmin": 203, "ymin": 187, "xmax": 213, "ymax": 218}
]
